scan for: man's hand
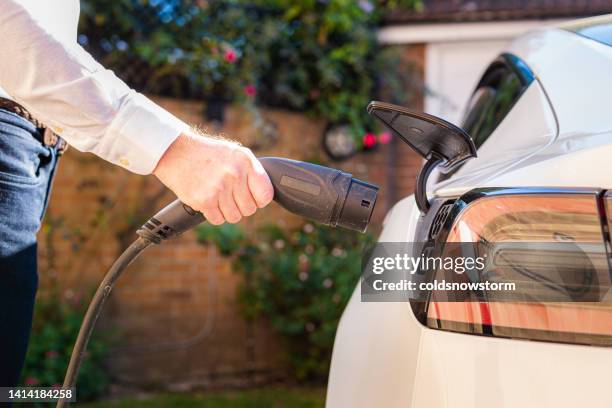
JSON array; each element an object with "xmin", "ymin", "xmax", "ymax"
[{"xmin": 153, "ymin": 131, "xmax": 274, "ymax": 225}]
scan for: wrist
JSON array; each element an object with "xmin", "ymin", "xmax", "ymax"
[{"xmin": 153, "ymin": 131, "xmax": 198, "ymax": 177}]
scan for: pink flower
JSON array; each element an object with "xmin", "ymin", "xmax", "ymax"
[
  {"xmin": 243, "ymin": 84, "xmax": 256, "ymax": 96},
  {"xmin": 362, "ymin": 132, "xmax": 377, "ymax": 149},
  {"xmin": 224, "ymin": 48, "xmax": 237, "ymax": 63},
  {"xmin": 359, "ymin": 0, "xmax": 374, "ymax": 13},
  {"xmin": 378, "ymin": 131, "xmax": 392, "ymax": 144},
  {"xmin": 45, "ymin": 350, "xmax": 59, "ymax": 359},
  {"xmin": 52, "ymin": 384, "xmax": 61, "ymax": 390},
  {"xmin": 25, "ymin": 377, "xmax": 39, "ymax": 386}
]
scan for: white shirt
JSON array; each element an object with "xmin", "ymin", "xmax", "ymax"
[{"xmin": 0, "ymin": 0, "xmax": 189, "ymax": 174}]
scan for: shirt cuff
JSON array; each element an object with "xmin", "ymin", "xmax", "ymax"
[{"xmin": 96, "ymin": 93, "xmax": 189, "ymax": 175}]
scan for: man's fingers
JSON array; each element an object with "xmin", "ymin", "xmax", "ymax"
[
  {"xmin": 233, "ymin": 181, "xmax": 258, "ymax": 217},
  {"xmin": 218, "ymin": 188, "xmax": 242, "ymax": 224},
  {"xmin": 154, "ymin": 133, "xmax": 273, "ymax": 224},
  {"xmin": 201, "ymin": 206, "xmax": 224, "ymax": 226},
  {"xmin": 248, "ymin": 160, "xmax": 274, "ymax": 208}
]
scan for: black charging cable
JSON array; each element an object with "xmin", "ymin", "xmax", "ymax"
[
  {"xmin": 56, "ymin": 237, "xmax": 154, "ymax": 408},
  {"xmin": 57, "ymin": 199, "xmax": 207, "ymax": 407}
]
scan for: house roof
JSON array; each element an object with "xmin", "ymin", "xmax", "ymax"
[{"xmin": 385, "ymin": 0, "xmax": 612, "ymax": 24}]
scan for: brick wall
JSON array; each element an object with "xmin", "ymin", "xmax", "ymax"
[{"xmin": 37, "ymin": 44, "xmax": 425, "ymax": 389}]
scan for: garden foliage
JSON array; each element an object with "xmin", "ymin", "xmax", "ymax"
[
  {"xmin": 21, "ymin": 285, "xmax": 110, "ymax": 401},
  {"xmin": 197, "ymin": 222, "xmax": 374, "ymax": 380},
  {"xmin": 79, "ymin": 0, "xmax": 420, "ymax": 142}
]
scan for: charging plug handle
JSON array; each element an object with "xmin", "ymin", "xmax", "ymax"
[
  {"xmin": 137, "ymin": 201, "xmax": 205, "ymax": 243},
  {"xmin": 259, "ymin": 157, "xmax": 378, "ymax": 232},
  {"xmin": 137, "ymin": 157, "xmax": 379, "ymax": 242}
]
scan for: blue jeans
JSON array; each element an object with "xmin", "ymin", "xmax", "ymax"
[{"xmin": 0, "ymin": 109, "xmax": 59, "ymax": 390}]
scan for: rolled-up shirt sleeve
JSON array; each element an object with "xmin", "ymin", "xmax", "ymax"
[{"xmin": 0, "ymin": 1, "xmax": 188, "ymax": 174}]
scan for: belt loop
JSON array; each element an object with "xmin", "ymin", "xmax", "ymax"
[
  {"xmin": 43, "ymin": 127, "xmax": 68, "ymax": 155},
  {"xmin": 43, "ymin": 127, "xmax": 59, "ymax": 147}
]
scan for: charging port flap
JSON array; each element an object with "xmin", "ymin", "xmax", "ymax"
[
  {"xmin": 367, "ymin": 101, "xmax": 477, "ymax": 213},
  {"xmin": 367, "ymin": 101, "xmax": 476, "ymax": 171}
]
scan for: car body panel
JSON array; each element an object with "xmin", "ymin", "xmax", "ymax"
[
  {"xmin": 413, "ymin": 326, "xmax": 612, "ymax": 408},
  {"xmin": 327, "ymin": 17, "xmax": 612, "ymax": 408},
  {"xmin": 476, "ymin": 137, "xmax": 612, "ymax": 190},
  {"xmin": 432, "ymin": 80, "xmax": 558, "ymax": 197},
  {"xmin": 326, "ymin": 197, "xmax": 422, "ymax": 408},
  {"xmin": 507, "ymin": 27, "xmax": 612, "ymax": 138}
]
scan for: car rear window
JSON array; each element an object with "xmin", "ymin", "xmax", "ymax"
[
  {"xmin": 566, "ymin": 17, "xmax": 612, "ymax": 47},
  {"xmin": 461, "ymin": 54, "xmax": 533, "ymax": 150}
]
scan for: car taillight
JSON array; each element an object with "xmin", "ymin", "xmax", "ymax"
[
  {"xmin": 426, "ymin": 190, "xmax": 612, "ymax": 346},
  {"xmin": 604, "ymin": 191, "xmax": 612, "ymax": 244}
]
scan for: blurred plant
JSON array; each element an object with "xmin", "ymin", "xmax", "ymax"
[
  {"xmin": 79, "ymin": 0, "xmax": 261, "ymax": 100},
  {"xmin": 197, "ymin": 221, "xmax": 374, "ymax": 381},
  {"xmin": 79, "ymin": 0, "xmax": 421, "ymax": 145},
  {"xmin": 21, "ymin": 282, "xmax": 110, "ymax": 402},
  {"xmin": 196, "ymin": 222, "xmax": 245, "ymax": 255}
]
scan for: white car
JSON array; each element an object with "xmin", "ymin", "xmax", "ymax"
[{"xmin": 327, "ymin": 15, "xmax": 612, "ymax": 408}]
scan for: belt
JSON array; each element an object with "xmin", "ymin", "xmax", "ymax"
[{"xmin": 0, "ymin": 97, "xmax": 68, "ymax": 155}]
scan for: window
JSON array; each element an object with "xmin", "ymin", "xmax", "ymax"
[
  {"xmin": 565, "ymin": 16, "xmax": 612, "ymax": 48},
  {"xmin": 461, "ymin": 54, "xmax": 534, "ymax": 149}
]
